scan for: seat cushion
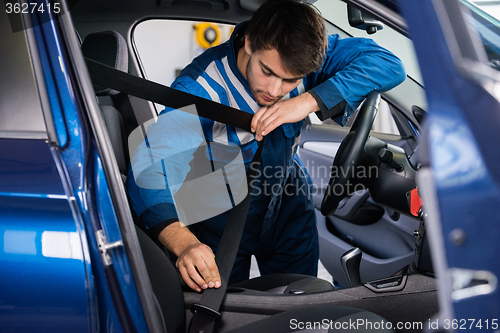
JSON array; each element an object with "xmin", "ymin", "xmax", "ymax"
[
  {"xmin": 231, "ymin": 273, "xmax": 334, "ymax": 294},
  {"xmin": 226, "ymin": 306, "xmax": 395, "ymax": 333}
]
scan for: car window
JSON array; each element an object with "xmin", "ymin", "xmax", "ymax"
[
  {"xmin": 439, "ymin": 0, "xmax": 500, "ymax": 101},
  {"xmin": 461, "ymin": 0, "xmax": 500, "ymax": 69},
  {"xmin": 132, "ymin": 19, "xmax": 234, "ymax": 113},
  {"xmin": 132, "ymin": 5, "xmax": 415, "ymax": 137},
  {"xmin": 0, "ymin": 11, "xmax": 47, "ymax": 139},
  {"xmin": 314, "ymin": 0, "xmax": 427, "ymax": 136},
  {"xmin": 472, "ymin": 0, "xmax": 500, "ymax": 20},
  {"xmin": 308, "ymin": 99, "xmax": 400, "ymax": 135}
]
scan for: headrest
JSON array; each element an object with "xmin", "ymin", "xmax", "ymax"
[{"xmin": 82, "ymin": 31, "xmax": 128, "ymax": 96}]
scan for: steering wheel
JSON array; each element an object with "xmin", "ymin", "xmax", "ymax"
[{"xmin": 320, "ymin": 91, "xmax": 381, "ymax": 216}]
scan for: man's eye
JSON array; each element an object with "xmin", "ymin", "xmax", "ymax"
[{"xmin": 262, "ymin": 69, "xmax": 272, "ymax": 76}]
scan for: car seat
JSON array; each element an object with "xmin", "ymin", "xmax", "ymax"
[
  {"xmin": 136, "ymin": 224, "xmax": 394, "ymax": 332},
  {"xmin": 81, "ymin": 30, "xmax": 130, "ymax": 175}
]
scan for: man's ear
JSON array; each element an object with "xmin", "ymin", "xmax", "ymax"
[{"xmin": 244, "ymin": 35, "xmax": 252, "ymax": 55}]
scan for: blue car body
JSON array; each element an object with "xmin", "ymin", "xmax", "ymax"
[
  {"xmin": 0, "ymin": 7, "xmax": 148, "ymax": 332},
  {"xmin": 0, "ymin": 0, "xmax": 499, "ymax": 332}
]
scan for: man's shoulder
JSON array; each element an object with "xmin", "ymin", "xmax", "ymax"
[
  {"xmin": 172, "ymin": 40, "xmax": 240, "ymax": 104},
  {"xmin": 327, "ymin": 34, "xmax": 380, "ymax": 52},
  {"xmin": 177, "ymin": 42, "xmax": 232, "ymax": 80},
  {"xmin": 171, "ymin": 76, "xmax": 206, "ymax": 95}
]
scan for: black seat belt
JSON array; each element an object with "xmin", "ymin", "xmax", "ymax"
[
  {"xmin": 85, "ymin": 58, "xmax": 254, "ymax": 132},
  {"xmin": 85, "ymin": 58, "xmax": 264, "ymax": 333},
  {"xmin": 189, "ymin": 142, "xmax": 263, "ymax": 333}
]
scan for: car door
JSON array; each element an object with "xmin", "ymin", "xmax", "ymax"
[
  {"xmin": 3, "ymin": 5, "xmax": 164, "ymax": 332},
  {"xmin": 398, "ymin": 0, "xmax": 500, "ymax": 329},
  {"xmin": 0, "ymin": 7, "xmax": 94, "ymax": 332}
]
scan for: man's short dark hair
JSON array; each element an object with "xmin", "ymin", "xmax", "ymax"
[{"xmin": 246, "ymin": 0, "xmax": 327, "ymax": 76}]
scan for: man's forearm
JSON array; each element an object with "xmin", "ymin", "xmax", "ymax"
[{"xmin": 158, "ymin": 221, "xmax": 200, "ymax": 257}]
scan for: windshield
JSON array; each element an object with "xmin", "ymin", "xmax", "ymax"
[
  {"xmin": 314, "ymin": 0, "xmax": 427, "ymax": 117},
  {"xmin": 461, "ymin": 0, "xmax": 500, "ymax": 70}
]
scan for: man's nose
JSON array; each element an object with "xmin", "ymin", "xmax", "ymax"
[{"xmin": 267, "ymin": 77, "xmax": 282, "ymax": 97}]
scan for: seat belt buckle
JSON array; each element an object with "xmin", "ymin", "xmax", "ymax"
[{"xmin": 190, "ymin": 303, "xmax": 222, "ymax": 322}]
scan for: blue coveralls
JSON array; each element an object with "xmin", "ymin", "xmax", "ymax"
[{"xmin": 126, "ymin": 22, "xmax": 406, "ymax": 284}]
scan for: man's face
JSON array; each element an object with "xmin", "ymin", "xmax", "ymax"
[{"xmin": 245, "ymin": 44, "xmax": 304, "ymax": 106}]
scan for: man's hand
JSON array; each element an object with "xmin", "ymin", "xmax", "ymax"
[
  {"xmin": 251, "ymin": 92, "xmax": 319, "ymax": 141},
  {"xmin": 176, "ymin": 242, "xmax": 221, "ymax": 292},
  {"xmin": 158, "ymin": 222, "xmax": 221, "ymax": 292}
]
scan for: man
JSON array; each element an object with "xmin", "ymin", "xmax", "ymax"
[{"xmin": 127, "ymin": 0, "xmax": 405, "ymax": 292}]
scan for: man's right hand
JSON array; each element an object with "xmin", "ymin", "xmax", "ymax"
[
  {"xmin": 176, "ymin": 242, "xmax": 221, "ymax": 292},
  {"xmin": 158, "ymin": 222, "xmax": 221, "ymax": 292}
]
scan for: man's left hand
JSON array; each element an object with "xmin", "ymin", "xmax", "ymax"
[{"xmin": 251, "ymin": 92, "xmax": 319, "ymax": 141}]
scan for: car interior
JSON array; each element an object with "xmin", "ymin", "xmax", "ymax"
[{"xmin": 66, "ymin": 0, "xmax": 440, "ymax": 331}]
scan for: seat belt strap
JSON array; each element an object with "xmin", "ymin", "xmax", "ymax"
[
  {"xmin": 85, "ymin": 58, "xmax": 253, "ymax": 132},
  {"xmin": 85, "ymin": 58, "xmax": 264, "ymax": 333},
  {"xmin": 189, "ymin": 139, "xmax": 264, "ymax": 333}
]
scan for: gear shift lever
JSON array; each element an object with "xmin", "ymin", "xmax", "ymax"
[{"xmin": 341, "ymin": 248, "xmax": 362, "ymax": 287}]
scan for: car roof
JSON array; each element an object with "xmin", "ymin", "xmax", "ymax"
[
  {"xmin": 71, "ymin": 0, "xmax": 408, "ymax": 38},
  {"xmin": 71, "ymin": 0, "xmax": 260, "ymax": 25}
]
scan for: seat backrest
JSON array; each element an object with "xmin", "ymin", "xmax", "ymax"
[
  {"xmin": 100, "ymin": 105, "xmax": 128, "ymax": 173},
  {"xmin": 81, "ymin": 31, "xmax": 130, "ymax": 174}
]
